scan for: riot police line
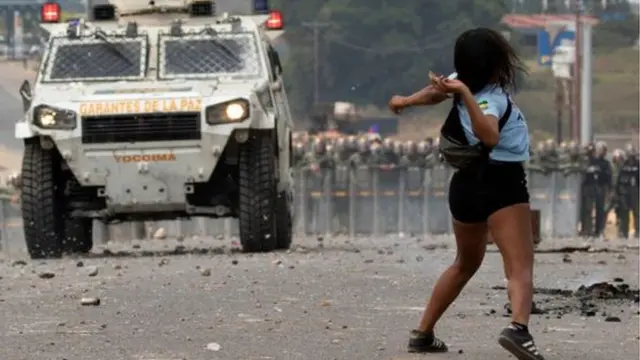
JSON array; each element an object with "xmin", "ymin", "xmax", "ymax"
[
  {"xmin": 292, "ymin": 163, "xmax": 585, "ymax": 237},
  {"xmin": 292, "ymin": 134, "xmax": 640, "ymax": 239},
  {"xmin": 0, "ymin": 135, "xmax": 637, "ymax": 250}
]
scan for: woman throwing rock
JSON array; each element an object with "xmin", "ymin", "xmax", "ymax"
[{"xmin": 388, "ymin": 28, "xmax": 543, "ymax": 360}]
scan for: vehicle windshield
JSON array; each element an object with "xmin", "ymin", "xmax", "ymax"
[
  {"xmin": 42, "ymin": 36, "xmax": 147, "ymax": 82},
  {"xmin": 159, "ymin": 32, "xmax": 263, "ymax": 79}
]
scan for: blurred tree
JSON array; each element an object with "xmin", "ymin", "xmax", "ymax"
[
  {"xmin": 276, "ymin": 0, "xmax": 509, "ymax": 116},
  {"xmin": 591, "ymin": 0, "xmax": 639, "ymax": 48}
]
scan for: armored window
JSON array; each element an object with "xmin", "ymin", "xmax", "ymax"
[
  {"xmin": 42, "ymin": 36, "xmax": 147, "ymax": 82},
  {"xmin": 159, "ymin": 32, "xmax": 263, "ymax": 79}
]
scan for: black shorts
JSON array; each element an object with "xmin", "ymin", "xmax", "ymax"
[{"xmin": 448, "ymin": 162, "xmax": 530, "ymax": 223}]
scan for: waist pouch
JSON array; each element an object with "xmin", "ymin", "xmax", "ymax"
[{"xmin": 439, "ymin": 94, "xmax": 512, "ymax": 170}]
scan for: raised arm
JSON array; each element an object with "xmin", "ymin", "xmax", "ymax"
[
  {"xmin": 403, "ymin": 85, "xmax": 449, "ymax": 106},
  {"xmin": 389, "ymin": 85, "xmax": 448, "ymax": 114}
]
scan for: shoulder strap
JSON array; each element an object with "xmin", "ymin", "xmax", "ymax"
[{"xmin": 498, "ymin": 94, "xmax": 512, "ymax": 132}]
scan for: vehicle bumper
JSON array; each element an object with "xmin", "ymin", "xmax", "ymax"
[{"xmin": 59, "ymin": 133, "xmax": 231, "ymax": 212}]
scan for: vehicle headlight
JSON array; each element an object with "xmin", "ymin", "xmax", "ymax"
[
  {"xmin": 33, "ymin": 105, "xmax": 77, "ymax": 129},
  {"xmin": 206, "ymin": 99, "xmax": 250, "ymax": 125}
]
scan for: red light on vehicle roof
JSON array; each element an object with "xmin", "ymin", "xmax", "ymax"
[
  {"xmin": 41, "ymin": 2, "xmax": 61, "ymax": 23},
  {"xmin": 266, "ymin": 11, "xmax": 283, "ymax": 30}
]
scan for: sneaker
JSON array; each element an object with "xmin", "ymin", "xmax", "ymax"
[
  {"xmin": 407, "ymin": 329, "xmax": 448, "ymax": 353},
  {"xmin": 498, "ymin": 326, "xmax": 545, "ymax": 360}
]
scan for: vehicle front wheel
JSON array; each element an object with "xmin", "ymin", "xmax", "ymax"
[
  {"xmin": 238, "ymin": 132, "xmax": 278, "ymax": 252},
  {"xmin": 21, "ymin": 140, "xmax": 65, "ymax": 259},
  {"xmin": 275, "ymin": 191, "xmax": 293, "ymax": 250}
]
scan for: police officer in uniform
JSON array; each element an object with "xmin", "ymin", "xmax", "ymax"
[
  {"xmin": 580, "ymin": 143, "xmax": 611, "ymax": 237},
  {"xmin": 595, "ymin": 142, "xmax": 612, "ymax": 235},
  {"xmin": 606, "ymin": 149, "xmax": 625, "ymax": 226},
  {"xmin": 560, "ymin": 141, "xmax": 584, "ymax": 175},
  {"xmin": 349, "ymin": 137, "xmax": 372, "ymax": 168},
  {"xmin": 302, "ymin": 137, "xmax": 333, "ymax": 233},
  {"xmin": 348, "ymin": 136, "xmax": 377, "ymax": 233},
  {"xmin": 331, "ymin": 138, "xmax": 352, "ymax": 233},
  {"xmin": 401, "ymin": 141, "xmax": 421, "ymax": 168},
  {"xmin": 616, "ymin": 144, "xmax": 639, "ymax": 238},
  {"xmin": 540, "ymin": 139, "xmax": 559, "ymax": 174}
]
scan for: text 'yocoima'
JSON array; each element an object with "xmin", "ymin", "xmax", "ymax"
[{"xmin": 114, "ymin": 153, "xmax": 177, "ymax": 163}]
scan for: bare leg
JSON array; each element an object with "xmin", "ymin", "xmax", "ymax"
[
  {"xmin": 417, "ymin": 220, "xmax": 488, "ymax": 332},
  {"xmin": 488, "ymin": 203, "xmax": 534, "ymax": 326}
]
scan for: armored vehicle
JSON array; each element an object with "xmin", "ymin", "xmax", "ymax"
[{"xmin": 15, "ymin": 0, "xmax": 294, "ymax": 259}]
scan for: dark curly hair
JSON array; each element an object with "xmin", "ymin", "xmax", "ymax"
[{"xmin": 453, "ymin": 28, "xmax": 527, "ymax": 95}]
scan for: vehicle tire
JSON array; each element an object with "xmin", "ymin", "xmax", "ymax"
[
  {"xmin": 21, "ymin": 140, "xmax": 65, "ymax": 259},
  {"xmin": 275, "ymin": 191, "xmax": 293, "ymax": 250},
  {"xmin": 238, "ymin": 132, "xmax": 277, "ymax": 252},
  {"xmin": 64, "ymin": 218, "xmax": 93, "ymax": 254}
]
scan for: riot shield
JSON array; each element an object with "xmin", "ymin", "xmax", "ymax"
[
  {"xmin": 351, "ymin": 165, "xmax": 375, "ymax": 235},
  {"xmin": 293, "ymin": 169, "xmax": 306, "ymax": 235},
  {"xmin": 320, "ymin": 169, "xmax": 333, "ymax": 235},
  {"xmin": 105, "ymin": 221, "xmax": 140, "ymax": 242},
  {"xmin": 0, "ymin": 197, "xmax": 23, "ymax": 252},
  {"xmin": 193, "ymin": 217, "xmax": 225, "ymax": 238},
  {"xmin": 331, "ymin": 165, "xmax": 350, "ymax": 234},
  {"xmin": 402, "ymin": 166, "xmax": 426, "ymax": 235},
  {"xmin": 376, "ymin": 165, "xmax": 401, "ymax": 234},
  {"xmin": 553, "ymin": 172, "xmax": 581, "ymax": 237},
  {"xmin": 426, "ymin": 165, "xmax": 451, "ymax": 234},
  {"xmin": 527, "ymin": 170, "xmax": 554, "ymax": 237},
  {"xmin": 305, "ymin": 168, "xmax": 330, "ymax": 235},
  {"xmin": 178, "ymin": 218, "xmax": 198, "ymax": 238}
]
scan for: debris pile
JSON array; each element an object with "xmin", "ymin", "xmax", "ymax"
[
  {"xmin": 495, "ymin": 279, "xmax": 639, "ymax": 320},
  {"xmin": 574, "ymin": 281, "xmax": 639, "ymax": 301}
]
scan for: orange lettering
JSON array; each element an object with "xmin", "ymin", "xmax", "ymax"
[{"xmin": 114, "ymin": 153, "xmax": 176, "ymax": 163}]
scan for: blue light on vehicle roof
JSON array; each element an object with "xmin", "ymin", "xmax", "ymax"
[
  {"xmin": 254, "ymin": 0, "xmax": 269, "ymax": 14},
  {"xmin": 68, "ymin": 19, "xmax": 80, "ymax": 26}
]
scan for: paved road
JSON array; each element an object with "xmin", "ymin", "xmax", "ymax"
[{"xmin": 0, "ymin": 235, "xmax": 638, "ymax": 360}]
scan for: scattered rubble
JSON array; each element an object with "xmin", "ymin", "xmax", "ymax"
[
  {"xmin": 574, "ymin": 281, "xmax": 639, "ymax": 301},
  {"xmin": 80, "ymin": 297, "xmax": 101, "ymax": 306},
  {"xmin": 206, "ymin": 342, "xmax": 221, "ymax": 351},
  {"xmin": 11, "ymin": 260, "xmax": 27, "ymax": 267},
  {"xmin": 158, "ymin": 258, "xmax": 170, "ymax": 267},
  {"xmin": 38, "ymin": 271, "xmax": 55, "ymax": 279},
  {"xmin": 200, "ymin": 268, "xmax": 211, "ymax": 277},
  {"xmin": 493, "ymin": 279, "xmax": 639, "ymax": 319},
  {"xmin": 86, "ymin": 266, "xmax": 99, "ymax": 277}
]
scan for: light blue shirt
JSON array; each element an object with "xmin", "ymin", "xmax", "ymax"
[{"xmin": 456, "ymin": 85, "xmax": 530, "ymax": 162}]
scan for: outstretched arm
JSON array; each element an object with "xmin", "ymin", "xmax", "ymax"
[
  {"xmin": 403, "ymin": 85, "xmax": 449, "ymax": 106},
  {"xmin": 389, "ymin": 85, "xmax": 448, "ymax": 114}
]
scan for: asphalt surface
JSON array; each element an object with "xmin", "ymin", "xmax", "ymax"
[{"xmin": 0, "ymin": 234, "xmax": 638, "ymax": 360}]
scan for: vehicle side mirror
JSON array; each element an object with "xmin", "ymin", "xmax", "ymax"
[{"xmin": 19, "ymin": 80, "xmax": 32, "ymax": 112}]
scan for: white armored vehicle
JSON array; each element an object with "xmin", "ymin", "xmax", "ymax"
[{"xmin": 15, "ymin": 0, "xmax": 294, "ymax": 259}]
